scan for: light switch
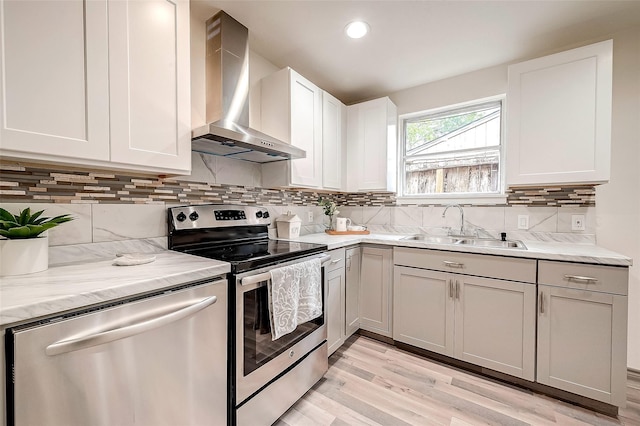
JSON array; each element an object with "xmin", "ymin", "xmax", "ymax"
[
  {"xmin": 517, "ymin": 215, "xmax": 529, "ymax": 230},
  {"xmin": 307, "ymin": 211, "xmax": 314, "ymax": 222}
]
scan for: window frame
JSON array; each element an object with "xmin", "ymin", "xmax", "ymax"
[{"xmin": 397, "ymin": 95, "xmax": 507, "ymax": 205}]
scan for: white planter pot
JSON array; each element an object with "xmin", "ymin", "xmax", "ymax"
[{"xmin": 0, "ymin": 236, "xmax": 49, "ymax": 276}]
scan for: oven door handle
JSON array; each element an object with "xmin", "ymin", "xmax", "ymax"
[
  {"xmin": 240, "ymin": 254, "xmax": 332, "ymax": 287},
  {"xmin": 241, "ymin": 271, "xmax": 272, "ymax": 287}
]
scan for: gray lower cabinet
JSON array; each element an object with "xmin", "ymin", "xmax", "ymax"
[
  {"xmin": 345, "ymin": 246, "xmax": 361, "ymax": 337},
  {"xmin": 359, "ymin": 246, "xmax": 393, "ymax": 337},
  {"xmin": 537, "ymin": 261, "xmax": 629, "ymax": 406},
  {"xmin": 393, "ymin": 247, "xmax": 537, "ymax": 381},
  {"xmin": 326, "ymin": 248, "xmax": 346, "ymax": 355},
  {"xmin": 393, "ymin": 267, "xmax": 454, "ymax": 354}
]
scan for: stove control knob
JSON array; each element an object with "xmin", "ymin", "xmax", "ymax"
[
  {"xmin": 176, "ymin": 212, "xmax": 187, "ymax": 222},
  {"xmin": 262, "ymin": 211, "xmax": 270, "ymax": 219},
  {"xmin": 255, "ymin": 211, "xmax": 263, "ymax": 218},
  {"xmin": 189, "ymin": 212, "xmax": 199, "ymax": 221}
]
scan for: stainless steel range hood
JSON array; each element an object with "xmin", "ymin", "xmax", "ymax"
[{"xmin": 192, "ymin": 11, "xmax": 305, "ymax": 163}]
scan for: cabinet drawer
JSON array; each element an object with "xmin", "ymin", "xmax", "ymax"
[
  {"xmin": 538, "ymin": 261, "xmax": 628, "ymax": 295},
  {"xmin": 325, "ymin": 248, "xmax": 345, "ymax": 272},
  {"xmin": 394, "ymin": 247, "xmax": 536, "ymax": 283}
]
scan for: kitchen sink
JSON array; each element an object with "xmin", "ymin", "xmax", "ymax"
[
  {"xmin": 455, "ymin": 239, "xmax": 527, "ymax": 249},
  {"xmin": 401, "ymin": 235, "xmax": 527, "ymax": 249},
  {"xmin": 400, "ymin": 235, "xmax": 460, "ymax": 244}
]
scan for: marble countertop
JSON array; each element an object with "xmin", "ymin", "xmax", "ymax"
[
  {"xmin": 0, "ymin": 249, "xmax": 230, "ymax": 327},
  {"xmin": 1, "ymin": 232, "xmax": 631, "ymax": 328},
  {"xmin": 284, "ymin": 233, "xmax": 633, "ymax": 266}
]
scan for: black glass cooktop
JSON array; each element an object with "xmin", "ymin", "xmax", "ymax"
[{"xmin": 184, "ymin": 239, "xmax": 327, "ymax": 273}]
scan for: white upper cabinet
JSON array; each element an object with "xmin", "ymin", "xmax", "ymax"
[
  {"xmin": 322, "ymin": 92, "xmax": 346, "ymax": 190},
  {"xmin": 346, "ymin": 97, "xmax": 397, "ymax": 192},
  {"xmin": 261, "ymin": 68, "xmax": 323, "ymax": 188},
  {"xmin": 108, "ymin": 0, "xmax": 191, "ymax": 172},
  {"xmin": 0, "ymin": 0, "xmax": 191, "ymax": 175},
  {"xmin": 0, "ymin": 0, "xmax": 110, "ymax": 161},
  {"xmin": 506, "ymin": 40, "xmax": 613, "ymax": 186}
]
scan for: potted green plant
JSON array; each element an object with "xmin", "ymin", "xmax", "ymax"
[
  {"xmin": 0, "ymin": 207, "xmax": 74, "ymax": 276},
  {"xmin": 318, "ymin": 197, "xmax": 339, "ymax": 231}
]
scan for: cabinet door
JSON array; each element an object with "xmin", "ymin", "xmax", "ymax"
[
  {"xmin": 537, "ymin": 285, "xmax": 628, "ymax": 405},
  {"xmin": 322, "ymin": 92, "xmax": 345, "ymax": 190},
  {"xmin": 290, "ymin": 71, "xmax": 322, "ymax": 187},
  {"xmin": 108, "ymin": 0, "xmax": 191, "ymax": 173},
  {"xmin": 454, "ymin": 276, "xmax": 536, "ymax": 380},
  {"xmin": 346, "ymin": 97, "xmax": 397, "ymax": 192},
  {"xmin": 326, "ymin": 267, "xmax": 345, "ymax": 355},
  {"xmin": 506, "ymin": 40, "xmax": 612, "ymax": 186},
  {"xmin": 393, "ymin": 267, "xmax": 455, "ymax": 356},
  {"xmin": 345, "ymin": 247, "xmax": 361, "ymax": 337},
  {"xmin": 0, "ymin": 0, "xmax": 109, "ymax": 161},
  {"xmin": 359, "ymin": 247, "xmax": 393, "ymax": 337}
]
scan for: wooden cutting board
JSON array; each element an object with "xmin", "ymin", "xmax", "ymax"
[{"xmin": 325, "ymin": 230, "xmax": 370, "ymax": 235}]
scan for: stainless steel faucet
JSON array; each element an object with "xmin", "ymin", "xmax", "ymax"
[{"xmin": 442, "ymin": 204, "xmax": 465, "ymax": 236}]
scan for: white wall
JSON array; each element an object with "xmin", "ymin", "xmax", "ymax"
[
  {"xmin": 389, "ymin": 64, "xmax": 507, "ymax": 115},
  {"xmin": 388, "ymin": 26, "xmax": 640, "ymax": 370},
  {"xmin": 595, "ymin": 26, "xmax": 640, "ymax": 371}
]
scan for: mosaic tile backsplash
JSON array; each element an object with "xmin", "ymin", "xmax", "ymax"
[
  {"xmin": 1, "ymin": 162, "xmax": 594, "ymax": 207},
  {"xmin": 0, "ymin": 162, "xmax": 597, "ymax": 246}
]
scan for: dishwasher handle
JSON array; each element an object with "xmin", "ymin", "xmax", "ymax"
[{"xmin": 45, "ymin": 295, "xmax": 218, "ymax": 356}]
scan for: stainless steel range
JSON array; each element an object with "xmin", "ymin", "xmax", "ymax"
[{"xmin": 168, "ymin": 204, "xmax": 329, "ymax": 426}]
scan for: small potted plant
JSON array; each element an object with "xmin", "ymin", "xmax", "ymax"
[
  {"xmin": 318, "ymin": 197, "xmax": 339, "ymax": 231},
  {"xmin": 0, "ymin": 207, "xmax": 74, "ymax": 276}
]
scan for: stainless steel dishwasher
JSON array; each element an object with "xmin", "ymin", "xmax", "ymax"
[{"xmin": 5, "ymin": 279, "xmax": 227, "ymax": 426}]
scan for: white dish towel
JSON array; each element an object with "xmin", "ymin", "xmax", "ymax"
[{"xmin": 268, "ymin": 258, "xmax": 322, "ymax": 340}]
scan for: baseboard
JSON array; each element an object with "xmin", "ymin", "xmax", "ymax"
[
  {"xmin": 629, "ymin": 368, "xmax": 640, "ymax": 383},
  {"xmin": 357, "ymin": 329, "xmax": 394, "ymax": 345}
]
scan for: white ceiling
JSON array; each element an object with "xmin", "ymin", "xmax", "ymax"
[{"xmin": 191, "ymin": 1, "xmax": 640, "ymax": 105}]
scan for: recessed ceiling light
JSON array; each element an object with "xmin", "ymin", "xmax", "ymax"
[{"xmin": 345, "ymin": 21, "xmax": 370, "ymax": 39}]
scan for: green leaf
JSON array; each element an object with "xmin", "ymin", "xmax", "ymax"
[
  {"xmin": 26, "ymin": 224, "xmax": 47, "ymax": 237},
  {"xmin": 0, "ymin": 208, "xmax": 16, "ymax": 222},
  {"xmin": 5, "ymin": 225, "xmax": 32, "ymax": 238},
  {"xmin": 0, "ymin": 219, "xmax": 20, "ymax": 230},
  {"xmin": 29, "ymin": 210, "xmax": 45, "ymax": 223},
  {"xmin": 18, "ymin": 208, "xmax": 31, "ymax": 226},
  {"xmin": 47, "ymin": 214, "xmax": 74, "ymax": 225}
]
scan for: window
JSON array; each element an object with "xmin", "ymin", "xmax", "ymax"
[{"xmin": 400, "ymin": 99, "xmax": 504, "ymax": 199}]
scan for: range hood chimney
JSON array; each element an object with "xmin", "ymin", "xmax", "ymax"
[{"xmin": 192, "ymin": 11, "xmax": 305, "ymax": 163}]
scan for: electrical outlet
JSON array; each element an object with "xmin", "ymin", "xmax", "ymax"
[
  {"xmin": 517, "ymin": 215, "xmax": 529, "ymax": 230},
  {"xmin": 571, "ymin": 215, "xmax": 586, "ymax": 231},
  {"xmin": 307, "ymin": 211, "xmax": 313, "ymax": 222}
]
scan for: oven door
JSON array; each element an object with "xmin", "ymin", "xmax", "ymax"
[{"xmin": 235, "ymin": 254, "xmax": 329, "ymax": 405}]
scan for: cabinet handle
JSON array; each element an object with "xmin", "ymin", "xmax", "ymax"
[
  {"xmin": 331, "ymin": 259, "xmax": 341, "ymax": 264},
  {"xmin": 443, "ymin": 260, "xmax": 464, "ymax": 268},
  {"xmin": 539, "ymin": 292, "xmax": 544, "ymax": 314},
  {"xmin": 449, "ymin": 280, "xmax": 454, "ymax": 298},
  {"xmin": 455, "ymin": 280, "xmax": 460, "ymax": 300},
  {"xmin": 564, "ymin": 274, "xmax": 598, "ymax": 283},
  {"xmin": 46, "ymin": 296, "xmax": 218, "ymax": 356}
]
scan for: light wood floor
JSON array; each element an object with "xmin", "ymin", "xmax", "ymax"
[{"xmin": 276, "ymin": 335, "xmax": 640, "ymax": 426}]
